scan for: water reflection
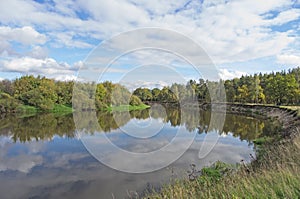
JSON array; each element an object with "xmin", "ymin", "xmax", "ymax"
[
  {"xmin": 0, "ymin": 107, "xmax": 277, "ymax": 198},
  {"xmin": 0, "ymin": 107, "xmax": 275, "ymax": 143},
  {"xmin": 0, "ymin": 114, "xmax": 76, "ymax": 142}
]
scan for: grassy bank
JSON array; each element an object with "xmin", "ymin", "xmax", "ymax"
[
  {"xmin": 105, "ymin": 104, "xmax": 150, "ymax": 112},
  {"xmin": 16, "ymin": 105, "xmax": 38, "ymax": 114},
  {"xmin": 146, "ymin": 133, "xmax": 300, "ymax": 198},
  {"xmin": 16, "ymin": 104, "xmax": 73, "ymax": 115},
  {"xmin": 14, "ymin": 103, "xmax": 149, "ymax": 115},
  {"xmin": 51, "ymin": 104, "xmax": 73, "ymax": 114}
]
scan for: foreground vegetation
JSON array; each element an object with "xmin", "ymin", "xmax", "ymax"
[
  {"xmin": 146, "ymin": 118, "xmax": 300, "ymax": 198},
  {"xmin": 147, "ymin": 135, "xmax": 300, "ymax": 198}
]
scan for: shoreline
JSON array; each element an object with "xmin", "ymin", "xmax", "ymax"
[
  {"xmin": 145, "ymin": 102, "xmax": 300, "ymax": 138},
  {"xmin": 145, "ymin": 103, "xmax": 300, "ymax": 198}
]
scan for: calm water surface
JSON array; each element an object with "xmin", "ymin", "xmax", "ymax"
[{"xmin": 0, "ymin": 107, "xmax": 275, "ymax": 199}]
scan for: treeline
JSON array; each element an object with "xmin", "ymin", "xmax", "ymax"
[
  {"xmin": 133, "ymin": 67, "xmax": 300, "ymax": 105},
  {"xmin": 1, "ymin": 67, "xmax": 299, "ymax": 113},
  {"xmin": 0, "ymin": 75, "xmax": 73, "ymax": 112},
  {"xmin": 0, "ymin": 75, "xmax": 143, "ymax": 113}
]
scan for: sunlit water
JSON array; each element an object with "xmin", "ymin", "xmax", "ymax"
[{"xmin": 0, "ymin": 107, "xmax": 275, "ymax": 199}]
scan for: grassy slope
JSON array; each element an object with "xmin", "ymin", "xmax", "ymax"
[
  {"xmin": 51, "ymin": 104, "xmax": 73, "ymax": 113},
  {"xmin": 105, "ymin": 104, "xmax": 150, "ymax": 112},
  {"xmin": 17, "ymin": 105, "xmax": 38, "ymax": 113},
  {"xmin": 16, "ymin": 103, "xmax": 149, "ymax": 115},
  {"xmin": 147, "ymin": 134, "xmax": 300, "ymax": 199},
  {"xmin": 17, "ymin": 104, "xmax": 73, "ymax": 115}
]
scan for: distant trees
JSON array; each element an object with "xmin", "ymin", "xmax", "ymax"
[
  {"xmin": 223, "ymin": 68, "xmax": 299, "ymax": 105},
  {"xmin": 133, "ymin": 88, "xmax": 152, "ymax": 101},
  {"xmin": 264, "ymin": 73, "xmax": 299, "ymax": 104},
  {"xmin": 132, "ymin": 67, "xmax": 300, "ymax": 105}
]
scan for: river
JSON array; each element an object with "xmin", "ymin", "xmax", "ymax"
[{"xmin": 0, "ymin": 106, "xmax": 278, "ymax": 199}]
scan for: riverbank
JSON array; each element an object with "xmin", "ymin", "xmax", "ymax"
[
  {"xmin": 103, "ymin": 104, "xmax": 150, "ymax": 112},
  {"xmin": 145, "ymin": 104, "xmax": 300, "ymax": 198},
  {"xmin": 15, "ymin": 104, "xmax": 73, "ymax": 115},
  {"xmin": 3, "ymin": 103, "xmax": 150, "ymax": 116}
]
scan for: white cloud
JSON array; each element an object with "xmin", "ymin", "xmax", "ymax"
[
  {"xmin": 0, "ymin": 26, "xmax": 47, "ymax": 57},
  {"xmin": 122, "ymin": 80, "xmax": 169, "ymax": 91},
  {"xmin": 219, "ymin": 68, "xmax": 247, "ymax": 80},
  {"xmin": 0, "ymin": 0, "xmax": 299, "ymax": 76},
  {"xmin": 27, "ymin": 46, "xmax": 48, "ymax": 59},
  {"xmin": 267, "ymin": 9, "xmax": 300, "ymax": 26},
  {"xmin": 125, "ymin": 0, "xmax": 187, "ymax": 16},
  {"xmin": 77, "ymin": 0, "xmax": 149, "ymax": 24},
  {"xmin": 54, "ymin": 74, "xmax": 78, "ymax": 81},
  {"xmin": 50, "ymin": 31, "xmax": 94, "ymax": 48},
  {"xmin": 0, "ymin": 40, "xmax": 11, "ymax": 56},
  {"xmin": 0, "ymin": 26, "xmax": 47, "ymax": 45},
  {"xmin": 1, "ymin": 57, "xmax": 79, "ymax": 80},
  {"xmin": 276, "ymin": 54, "xmax": 300, "ymax": 65},
  {"xmin": 78, "ymin": 0, "xmax": 298, "ymax": 65}
]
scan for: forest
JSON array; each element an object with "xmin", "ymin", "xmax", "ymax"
[
  {"xmin": 133, "ymin": 67, "xmax": 300, "ymax": 105},
  {"xmin": 0, "ymin": 67, "xmax": 299, "ymax": 113}
]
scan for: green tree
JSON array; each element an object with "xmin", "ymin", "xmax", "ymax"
[
  {"xmin": 248, "ymin": 75, "xmax": 265, "ymax": 103},
  {"xmin": 236, "ymin": 85, "xmax": 249, "ymax": 103},
  {"xmin": 13, "ymin": 76, "xmax": 57, "ymax": 110},
  {"xmin": 129, "ymin": 95, "xmax": 143, "ymax": 106},
  {"xmin": 56, "ymin": 81, "xmax": 73, "ymax": 105},
  {"xmin": 111, "ymin": 84, "xmax": 131, "ymax": 105},
  {"xmin": 133, "ymin": 88, "xmax": 152, "ymax": 101},
  {"xmin": 151, "ymin": 88, "xmax": 161, "ymax": 101}
]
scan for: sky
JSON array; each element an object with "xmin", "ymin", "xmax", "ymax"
[{"xmin": 0, "ymin": 0, "xmax": 299, "ymax": 85}]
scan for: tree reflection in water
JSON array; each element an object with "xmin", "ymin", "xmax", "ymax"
[{"xmin": 0, "ymin": 107, "xmax": 279, "ymax": 143}]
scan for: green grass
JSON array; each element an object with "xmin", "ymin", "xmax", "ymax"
[
  {"xmin": 16, "ymin": 104, "xmax": 73, "ymax": 116},
  {"xmin": 253, "ymin": 136, "xmax": 273, "ymax": 145},
  {"xmin": 105, "ymin": 104, "xmax": 150, "ymax": 112},
  {"xmin": 16, "ymin": 105, "xmax": 38, "ymax": 114},
  {"xmin": 51, "ymin": 104, "xmax": 73, "ymax": 114},
  {"xmin": 15, "ymin": 105, "xmax": 38, "ymax": 118},
  {"xmin": 146, "ymin": 131, "xmax": 300, "ymax": 199}
]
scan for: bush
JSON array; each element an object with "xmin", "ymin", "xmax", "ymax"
[
  {"xmin": 129, "ymin": 95, "xmax": 143, "ymax": 106},
  {"xmin": 0, "ymin": 92, "xmax": 21, "ymax": 113}
]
